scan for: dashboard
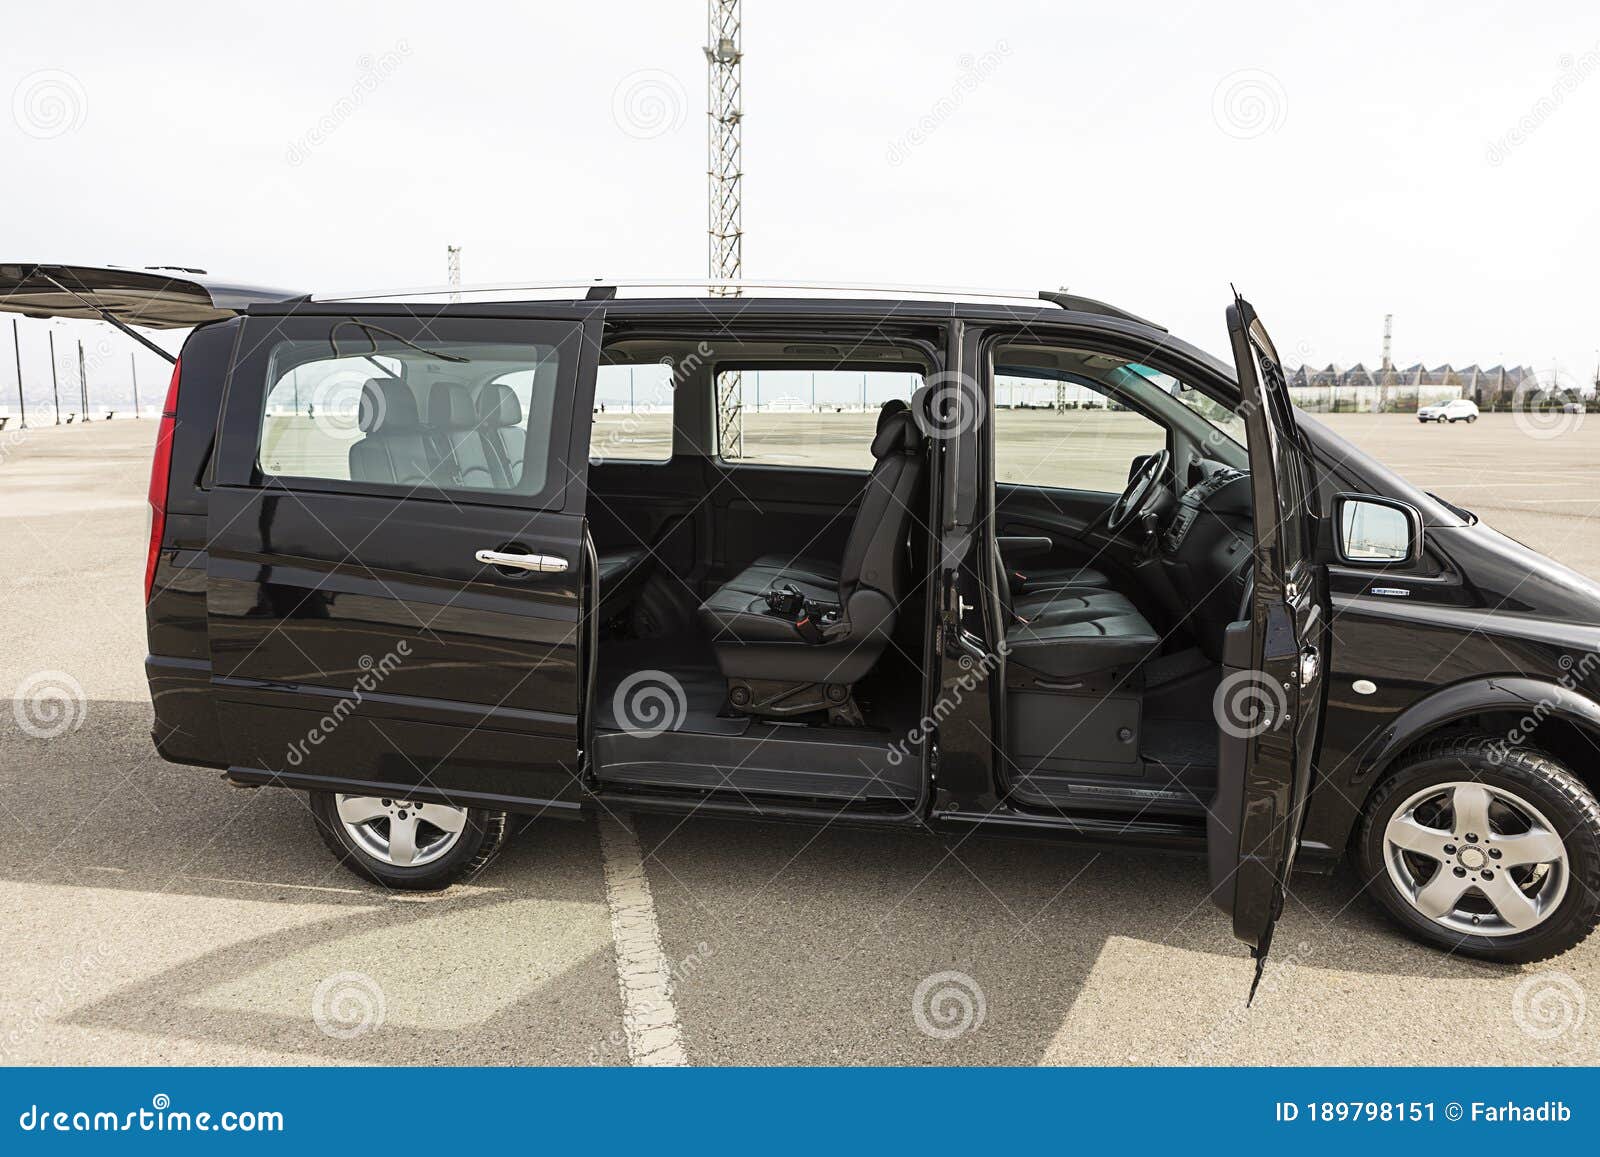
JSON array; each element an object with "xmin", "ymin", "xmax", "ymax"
[
  {"xmin": 1163, "ymin": 464, "xmax": 1251, "ymax": 554},
  {"xmin": 1158, "ymin": 462, "xmax": 1254, "ymax": 661}
]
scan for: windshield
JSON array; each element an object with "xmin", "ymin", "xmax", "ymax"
[
  {"xmin": 1118, "ymin": 361, "xmax": 1248, "ymax": 449},
  {"xmin": 993, "ymin": 346, "xmax": 1249, "ymax": 475}
]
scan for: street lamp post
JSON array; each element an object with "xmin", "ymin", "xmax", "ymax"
[
  {"xmin": 78, "ymin": 339, "xmax": 89, "ymax": 420},
  {"xmin": 11, "ymin": 318, "xmax": 25, "ymax": 429},
  {"xmin": 48, "ymin": 329, "xmax": 60, "ymax": 424}
]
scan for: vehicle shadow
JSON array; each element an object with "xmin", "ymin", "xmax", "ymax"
[
  {"xmin": 2, "ymin": 701, "xmax": 1586, "ymax": 1066},
  {"xmin": 622, "ymin": 809, "xmax": 1551, "ymax": 1064}
]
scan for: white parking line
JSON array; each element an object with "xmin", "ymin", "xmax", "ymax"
[{"xmin": 597, "ymin": 812, "xmax": 688, "ymax": 1066}]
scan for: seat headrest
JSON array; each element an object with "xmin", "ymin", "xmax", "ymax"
[
  {"xmin": 476, "ymin": 382, "xmax": 522, "ymax": 428},
  {"xmin": 358, "ymin": 378, "xmax": 420, "ymax": 433},
  {"xmin": 876, "ymin": 397, "xmax": 910, "ymax": 432},
  {"xmin": 427, "ymin": 380, "xmax": 476, "ymax": 430},
  {"xmin": 870, "ymin": 405, "xmax": 922, "ymax": 458}
]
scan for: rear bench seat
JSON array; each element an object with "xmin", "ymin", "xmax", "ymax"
[
  {"xmin": 706, "ymin": 553, "xmax": 840, "ymax": 605},
  {"xmin": 596, "ymin": 547, "xmax": 650, "ymax": 617}
]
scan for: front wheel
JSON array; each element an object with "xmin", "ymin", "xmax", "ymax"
[
  {"xmin": 1356, "ymin": 737, "xmax": 1600, "ymax": 962},
  {"xmin": 310, "ymin": 790, "xmax": 507, "ymax": 890}
]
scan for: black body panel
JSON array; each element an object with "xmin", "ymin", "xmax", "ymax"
[
  {"xmin": 204, "ymin": 486, "xmax": 588, "ymax": 805},
  {"xmin": 146, "ymin": 320, "xmax": 239, "ymax": 767}
]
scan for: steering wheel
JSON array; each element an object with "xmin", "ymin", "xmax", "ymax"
[{"xmin": 1105, "ymin": 448, "xmax": 1171, "ymax": 533}]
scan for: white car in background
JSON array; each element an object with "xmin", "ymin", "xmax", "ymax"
[{"xmin": 1417, "ymin": 398, "xmax": 1479, "ymax": 423}]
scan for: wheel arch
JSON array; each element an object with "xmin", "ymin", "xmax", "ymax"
[{"xmin": 1353, "ymin": 676, "xmax": 1600, "ymax": 805}]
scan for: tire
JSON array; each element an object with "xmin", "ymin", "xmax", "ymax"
[
  {"xmin": 1356, "ymin": 737, "xmax": 1600, "ymax": 963},
  {"xmin": 309, "ymin": 790, "xmax": 507, "ymax": 890},
  {"xmin": 1468, "ymin": 415, "xmax": 1478, "ymax": 423}
]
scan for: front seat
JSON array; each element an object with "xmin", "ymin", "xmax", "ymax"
[
  {"xmin": 697, "ymin": 399, "xmax": 926, "ymax": 724},
  {"xmin": 1000, "ymin": 545, "xmax": 1161, "ymax": 680},
  {"xmin": 1010, "ymin": 563, "xmax": 1112, "ymax": 595}
]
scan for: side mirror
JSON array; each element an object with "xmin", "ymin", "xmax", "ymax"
[{"xmin": 1336, "ymin": 495, "xmax": 1422, "ymax": 566}]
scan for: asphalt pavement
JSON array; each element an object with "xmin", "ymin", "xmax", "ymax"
[{"xmin": 2, "ymin": 417, "xmax": 1596, "ymax": 1065}]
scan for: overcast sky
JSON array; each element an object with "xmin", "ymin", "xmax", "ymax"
[{"xmin": 4, "ymin": 0, "xmax": 1597, "ymax": 410}]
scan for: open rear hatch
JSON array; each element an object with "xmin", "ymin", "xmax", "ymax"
[{"xmin": 0, "ymin": 262, "xmax": 301, "ymax": 358}]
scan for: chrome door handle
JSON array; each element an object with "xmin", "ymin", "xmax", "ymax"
[
  {"xmin": 475, "ymin": 549, "xmax": 569, "ymax": 574},
  {"xmin": 1299, "ymin": 646, "xmax": 1320, "ymax": 688}
]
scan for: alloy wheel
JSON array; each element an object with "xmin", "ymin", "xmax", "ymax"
[
  {"xmin": 335, "ymin": 794, "xmax": 468, "ymax": 867},
  {"xmin": 1383, "ymin": 780, "xmax": 1568, "ymax": 937}
]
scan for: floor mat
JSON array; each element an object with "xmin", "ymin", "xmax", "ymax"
[
  {"xmin": 595, "ymin": 635, "xmax": 746, "ymax": 735},
  {"xmin": 1142, "ymin": 718, "xmax": 1216, "ymax": 769}
]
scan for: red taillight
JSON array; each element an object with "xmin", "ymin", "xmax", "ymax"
[{"xmin": 145, "ymin": 358, "xmax": 181, "ymax": 602}]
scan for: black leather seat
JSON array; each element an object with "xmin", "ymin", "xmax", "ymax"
[
  {"xmin": 476, "ymin": 382, "xmax": 526, "ymax": 483},
  {"xmin": 697, "ymin": 400, "xmax": 926, "ymax": 715},
  {"xmin": 348, "ymin": 379, "xmax": 435, "ymax": 486},
  {"xmin": 428, "ymin": 381, "xmax": 505, "ymax": 489},
  {"xmin": 709, "ymin": 554, "xmax": 839, "ymax": 604},
  {"xmin": 1012, "ymin": 564, "xmax": 1111, "ymax": 594},
  {"xmin": 596, "ymin": 546, "xmax": 651, "ymax": 617},
  {"xmin": 1004, "ymin": 572, "xmax": 1160, "ymax": 680},
  {"xmin": 598, "ymin": 548, "xmax": 647, "ymax": 589}
]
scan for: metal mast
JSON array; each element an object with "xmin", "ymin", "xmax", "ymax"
[
  {"xmin": 1381, "ymin": 313, "xmax": 1393, "ymax": 372},
  {"xmin": 707, "ymin": 0, "xmax": 743, "ymax": 455},
  {"xmin": 447, "ymin": 245, "xmax": 462, "ymax": 303}
]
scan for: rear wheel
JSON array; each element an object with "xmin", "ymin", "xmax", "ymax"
[
  {"xmin": 1356, "ymin": 737, "xmax": 1600, "ymax": 962},
  {"xmin": 309, "ymin": 790, "xmax": 507, "ymax": 890}
]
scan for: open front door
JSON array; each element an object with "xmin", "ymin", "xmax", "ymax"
[{"xmin": 1208, "ymin": 293, "xmax": 1326, "ymax": 989}]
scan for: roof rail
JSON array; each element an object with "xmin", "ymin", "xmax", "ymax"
[
  {"xmin": 1037, "ymin": 290, "xmax": 1167, "ymax": 332},
  {"xmin": 315, "ymin": 278, "xmax": 1166, "ymax": 330},
  {"xmin": 321, "ymin": 277, "xmax": 1034, "ymax": 307}
]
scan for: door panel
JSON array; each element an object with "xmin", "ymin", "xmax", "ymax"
[
  {"xmin": 994, "ymin": 483, "xmax": 1126, "ymax": 581},
  {"xmin": 1208, "ymin": 295, "xmax": 1327, "ymax": 974},
  {"xmin": 206, "ymin": 488, "xmax": 586, "ymax": 802},
  {"xmin": 207, "ymin": 309, "xmax": 600, "ymax": 810}
]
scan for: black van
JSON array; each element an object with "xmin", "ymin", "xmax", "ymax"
[{"xmin": 6, "ymin": 264, "xmax": 1599, "ymax": 971}]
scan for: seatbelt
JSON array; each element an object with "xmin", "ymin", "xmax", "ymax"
[
  {"xmin": 765, "ymin": 583, "xmax": 829, "ymax": 644},
  {"xmin": 793, "ymin": 612, "xmax": 825, "ymax": 644}
]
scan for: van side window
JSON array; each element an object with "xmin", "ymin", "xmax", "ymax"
[
  {"xmin": 713, "ymin": 368, "xmax": 924, "ymax": 470},
  {"xmin": 591, "ymin": 361, "xmax": 675, "ymax": 463},
  {"xmin": 258, "ymin": 353, "xmax": 401, "ymax": 482},
  {"xmin": 254, "ymin": 338, "xmax": 561, "ymax": 496},
  {"xmin": 992, "ymin": 372, "xmax": 1168, "ymax": 493}
]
